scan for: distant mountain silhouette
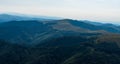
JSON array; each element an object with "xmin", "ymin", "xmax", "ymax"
[
  {"xmin": 0, "ymin": 13, "xmax": 62, "ymax": 22},
  {"xmin": 81, "ymin": 20, "xmax": 104, "ymax": 25}
]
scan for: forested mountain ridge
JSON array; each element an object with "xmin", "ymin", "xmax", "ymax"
[
  {"xmin": 0, "ymin": 35, "xmax": 120, "ymax": 64},
  {"xmin": 0, "ymin": 18, "xmax": 120, "ymax": 64}
]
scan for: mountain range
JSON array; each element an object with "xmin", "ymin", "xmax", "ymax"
[
  {"xmin": 0, "ymin": 13, "xmax": 120, "ymax": 64},
  {"xmin": 0, "ymin": 13, "xmax": 62, "ymax": 22}
]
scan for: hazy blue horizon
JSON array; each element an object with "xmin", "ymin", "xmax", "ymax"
[{"xmin": 0, "ymin": 0, "xmax": 120, "ymax": 24}]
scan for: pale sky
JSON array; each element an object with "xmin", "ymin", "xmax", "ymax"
[{"xmin": 0, "ymin": 0, "xmax": 120, "ymax": 23}]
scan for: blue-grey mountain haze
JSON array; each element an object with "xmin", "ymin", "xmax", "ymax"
[{"xmin": 0, "ymin": 0, "xmax": 120, "ymax": 24}]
